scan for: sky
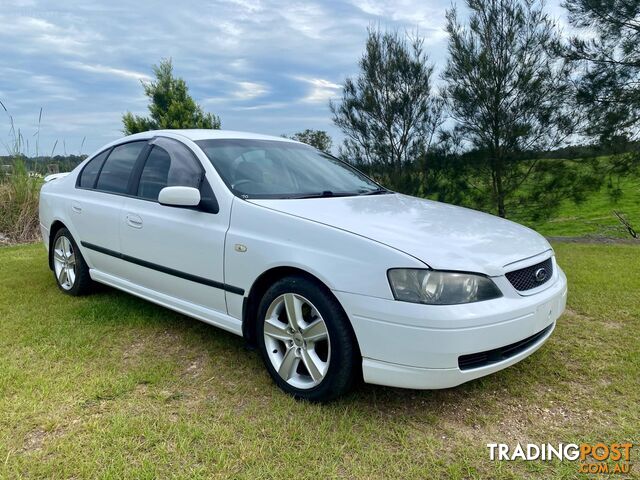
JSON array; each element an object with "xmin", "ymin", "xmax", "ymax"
[{"xmin": 0, "ymin": 0, "xmax": 567, "ymax": 157}]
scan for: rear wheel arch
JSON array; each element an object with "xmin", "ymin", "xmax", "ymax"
[{"xmin": 48, "ymin": 220, "xmax": 67, "ymax": 270}]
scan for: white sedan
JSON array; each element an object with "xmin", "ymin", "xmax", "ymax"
[{"xmin": 39, "ymin": 129, "xmax": 567, "ymax": 402}]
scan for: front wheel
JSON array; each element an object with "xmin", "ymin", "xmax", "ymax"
[{"xmin": 256, "ymin": 275, "xmax": 359, "ymax": 402}]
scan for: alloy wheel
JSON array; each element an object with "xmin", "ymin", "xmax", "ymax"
[
  {"xmin": 263, "ymin": 293, "xmax": 331, "ymax": 389},
  {"xmin": 53, "ymin": 235, "xmax": 76, "ymax": 291}
]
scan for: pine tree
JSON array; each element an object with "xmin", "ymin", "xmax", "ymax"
[{"xmin": 122, "ymin": 59, "xmax": 220, "ymax": 135}]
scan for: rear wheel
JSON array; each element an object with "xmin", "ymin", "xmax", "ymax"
[
  {"xmin": 256, "ymin": 275, "xmax": 358, "ymax": 402},
  {"xmin": 51, "ymin": 228, "xmax": 93, "ymax": 296}
]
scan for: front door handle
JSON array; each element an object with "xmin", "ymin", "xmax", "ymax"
[{"xmin": 126, "ymin": 213, "xmax": 143, "ymax": 229}]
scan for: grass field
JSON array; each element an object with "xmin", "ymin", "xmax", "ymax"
[
  {"xmin": 0, "ymin": 243, "xmax": 639, "ymax": 479},
  {"xmin": 524, "ymin": 169, "xmax": 640, "ymax": 238}
]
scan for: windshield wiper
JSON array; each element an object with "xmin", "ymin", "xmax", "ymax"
[
  {"xmin": 295, "ymin": 190, "xmax": 353, "ymax": 199},
  {"xmin": 286, "ymin": 189, "xmax": 388, "ymax": 199},
  {"xmin": 358, "ymin": 188, "xmax": 390, "ymax": 196}
]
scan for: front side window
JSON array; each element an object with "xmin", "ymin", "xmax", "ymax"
[
  {"xmin": 195, "ymin": 139, "xmax": 383, "ymax": 199},
  {"xmin": 137, "ymin": 138, "xmax": 203, "ymax": 201},
  {"xmin": 95, "ymin": 141, "xmax": 146, "ymax": 194},
  {"xmin": 78, "ymin": 150, "xmax": 109, "ymax": 188}
]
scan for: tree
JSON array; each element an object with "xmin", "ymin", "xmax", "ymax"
[
  {"xmin": 330, "ymin": 29, "xmax": 443, "ymax": 170},
  {"xmin": 443, "ymin": 0, "xmax": 579, "ymax": 218},
  {"xmin": 286, "ymin": 129, "xmax": 333, "ymax": 152},
  {"xmin": 122, "ymin": 59, "xmax": 220, "ymax": 135},
  {"xmin": 563, "ymin": 0, "xmax": 640, "ymax": 219},
  {"xmin": 563, "ymin": 0, "xmax": 640, "ymax": 144}
]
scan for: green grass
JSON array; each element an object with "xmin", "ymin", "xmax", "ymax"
[
  {"xmin": 525, "ymin": 171, "xmax": 640, "ymax": 238},
  {"xmin": 0, "ymin": 243, "xmax": 639, "ymax": 479}
]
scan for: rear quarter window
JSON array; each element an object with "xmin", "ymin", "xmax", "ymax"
[
  {"xmin": 95, "ymin": 142, "xmax": 146, "ymax": 194},
  {"xmin": 78, "ymin": 150, "xmax": 109, "ymax": 188}
]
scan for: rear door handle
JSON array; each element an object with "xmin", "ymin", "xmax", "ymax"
[
  {"xmin": 126, "ymin": 213, "xmax": 143, "ymax": 229},
  {"xmin": 71, "ymin": 202, "xmax": 82, "ymax": 214}
]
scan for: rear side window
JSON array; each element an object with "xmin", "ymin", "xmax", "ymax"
[
  {"xmin": 137, "ymin": 139, "xmax": 203, "ymax": 201},
  {"xmin": 96, "ymin": 142, "xmax": 146, "ymax": 194},
  {"xmin": 78, "ymin": 150, "xmax": 109, "ymax": 188}
]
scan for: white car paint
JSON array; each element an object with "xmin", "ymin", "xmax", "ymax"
[
  {"xmin": 39, "ymin": 129, "xmax": 567, "ymax": 390},
  {"xmin": 43, "ymin": 172, "xmax": 70, "ymax": 183},
  {"xmin": 250, "ymin": 194, "xmax": 553, "ymax": 277}
]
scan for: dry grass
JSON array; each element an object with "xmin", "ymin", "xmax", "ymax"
[
  {"xmin": 0, "ymin": 162, "xmax": 42, "ymax": 244},
  {"xmin": 0, "ymin": 105, "xmax": 45, "ymax": 245}
]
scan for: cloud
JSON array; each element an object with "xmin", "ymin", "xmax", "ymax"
[
  {"xmin": 229, "ymin": 58, "xmax": 251, "ymax": 71},
  {"xmin": 279, "ymin": 3, "xmax": 332, "ymax": 40},
  {"xmin": 224, "ymin": 0, "xmax": 265, "ymax": 13},
  {"xmin": 348, "ymin": 0, "xmax": 443, "ymax": 25},
  {"xmin": 233, "ymin": 81, "xmax": 269, "ymax": 100},
  {"xmin": 0, "ymin": 67, "xmax": 77, "ymax": 105},
  {"xmin": 0, "ymin": 14, "xmax": 101, "ymax": 57},
  {"xmin": 233, "ymin": 102, "xmax": 289, "ymax": 111},
  {"xmin": 294, "ymin": 77, "xmax": 343, "ymax": 103},
  {"xmin": 66, "ymin": 62, "xmax": 151, "ymax": 82},
  {"xmin": 0, "ymin": 0, "xmax": 568, "ymax": 154}
]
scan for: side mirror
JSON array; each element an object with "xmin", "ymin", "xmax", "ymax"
[{"xmin": 158, "ymin": 186, "xmax": 201, "ymax": 207}]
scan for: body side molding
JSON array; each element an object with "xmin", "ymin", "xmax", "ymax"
[{"xmin": 81, "ymin": 241, "xmax": 245, "ymax": 295}]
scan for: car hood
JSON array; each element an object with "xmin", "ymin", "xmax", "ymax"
[{"xmin": 249, "ymin": 193, "xmax": 551, "ymax": 276}]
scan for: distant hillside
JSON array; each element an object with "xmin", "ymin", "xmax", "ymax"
[{"xmin": 537, "ymin": 140, "xmax": 640, "ymax": 160}]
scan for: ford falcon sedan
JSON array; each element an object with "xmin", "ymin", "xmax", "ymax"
[{"xmin": 39, "ymin": 129, "xmax": 567, "ymax": 402}]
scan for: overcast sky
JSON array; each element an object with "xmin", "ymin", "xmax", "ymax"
[{"xmin": 0, "ymin": 0, "xmax": 567, "ymax": 156}]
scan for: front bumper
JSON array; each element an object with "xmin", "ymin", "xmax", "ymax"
[{"xmin": 334, "ymin": 267, "xmax": 567, "ymax": 389}]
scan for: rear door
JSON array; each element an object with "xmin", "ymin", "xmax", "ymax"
[
  {"xmin": 118, "ymin": 136, "xmax": 229, "ymax": 314},
  {"xmin": 70, "ymin": 141, "xmax": 147, "ymax": 273}
]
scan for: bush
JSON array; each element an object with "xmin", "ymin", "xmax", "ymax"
[{"xmin": 0, "ymin": 159, "xmax": 41, "ymax": 244}]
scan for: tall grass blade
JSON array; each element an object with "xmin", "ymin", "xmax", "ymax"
[{"xmin": 50, "ymin": 139, "xmax": 58, "ymax": 158}]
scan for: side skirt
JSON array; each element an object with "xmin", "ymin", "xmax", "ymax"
[{"xmin": 89, "ymin": 269, "xmax": 243, "ymax": 336}]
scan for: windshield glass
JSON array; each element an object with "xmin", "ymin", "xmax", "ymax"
[{"xmin": 195, "ymin": 139, "xmax": 384, "ymax": 199}]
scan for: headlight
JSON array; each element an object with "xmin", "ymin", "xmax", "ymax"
[{"xmin": 387, "ymin": 269, "xmax": 502, "ymax": 305}]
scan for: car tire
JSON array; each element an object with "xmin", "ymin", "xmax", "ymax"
[
  {"xmin": 256, "ymin": 274, "xmax": 359, "ymax": 402},
  {"xmin": 51, "ymin": 228, "xmax": 93, "ymax": 296}
]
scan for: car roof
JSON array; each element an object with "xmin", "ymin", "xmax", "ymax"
[
  {"xmin": 87, "ymin": 129, "xmax": 303, "ymax": 160},
  {"xmin": 128, "ymin": 129, "xmax": 299, "ymax": 143}
]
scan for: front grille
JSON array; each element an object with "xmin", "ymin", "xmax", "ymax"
[
  {"xmin": 505, "ymin": 257, "xmax": 553, "ymax": 291},
  {"xmin": 458, "ymin": 324, "xmax": 554, "ymax": 370}
]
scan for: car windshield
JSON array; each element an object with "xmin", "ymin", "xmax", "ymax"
[{"xmin": 195, "ymin": 139, "xmax": 386, "ymax": 199}]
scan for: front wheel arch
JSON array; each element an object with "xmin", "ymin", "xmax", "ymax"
[
  {"xmin": 242, "ymin": 267, "xmax": 361, "ymax": 358},
  {"xmin": 255, "ymin": 274, "xmax": 362, "ymax": 401}
]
